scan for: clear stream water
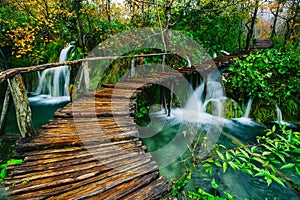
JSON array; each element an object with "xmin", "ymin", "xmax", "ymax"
[{"xmin": 140, "ymin": 72, "xmax": 299, "ymax": 199}]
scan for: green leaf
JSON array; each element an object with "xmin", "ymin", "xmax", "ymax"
[
  {"xmin": 228, "ymin": 161, "xmax": 239, "ymax": 170},
  {"xmin": 272, "ymin": 125, "xmax": 276, "ymax": 133},
  {"xmin": 265, "ymin": 177, "xmax": 272, "ymax": 186},
  {"xmin": 216, "ymin": 150, "xmax": 225, "ymax": 160},
  {"xmin": 251, "ymin": 146, "xmax": 258, "ymax": 153},
  {"xmin": 275, "ymin": 153, "xmax": 285, "ymax": 163},
  {"xmin": 203, "ymin": 163, "xmax": 212, "ymax": 168},
  {"xmin": 223, "ymin": 162, "xmax": 228, "ymax": 173},
  {"xmin": 295, "ymin": 166, "xmax": 300, "ymax": 176},
  {"xmin": 262, "ymin": 151, "xmax": 271, "ymax": 156},
  {"xmin": 211, "ymin": 178, "xmax": 219, "ymax": 189},
  {"xmin": 239, "ymin": 149, "xmax": 250, "ymax": 159},
  {"xmin": 254, "ymin": 171, "xmax": 265, "ymax": 177},
  {"xmin": 215, "ymin": 160, "xmax": 222, "ymax": 167},
  {"xmin": 280, "ymin": 163, "xmax": 295, "ymax": 170},
  {"xmin": 226, "ymin": 151, "xmax": 232, "ymax": 160}
]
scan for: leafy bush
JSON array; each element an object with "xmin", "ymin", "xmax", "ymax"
[{"xmin": 223, "ymin": 49, "xmax": 300, "ymax": 122}]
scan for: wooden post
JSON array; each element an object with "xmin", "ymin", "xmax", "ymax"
[
  {"xmin": 167, "ymin": 82, "xmax": 174, "ymax": 117},
  {"xmin": 7, "ymin": 75, "xmax": 35, "ymax": 138},
  {"xmin": 78, "ymin": 61, "xmax": 90, "ymax": 91},
  {"xmin": 130, "ymin": 57, "xmax": 135, "ymax": 78},
  {"xmin": 0, "ymin": 86, "xmax": 11, "ymax": 135},
  {"xmin": 160, "ymin": 86, "xmax": 167, "ymax": 114}
]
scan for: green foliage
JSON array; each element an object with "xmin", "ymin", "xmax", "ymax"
[
  {"xmin": 172, "ymin": 124, "xmax": 300, "ymax": 199},
  {"xmin": 0, "ymin": 159, "xmax": 23, "ymax": 183},
  {"xmin": 204, "ymin": 124, "xmax": 299, "ymax": 187},
  {"xmin": 224, "ymin": 49, "xmax": 300, "ymax": 121}
]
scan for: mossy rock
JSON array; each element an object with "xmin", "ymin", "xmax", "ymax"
[{"xmin": 205, "ymin": 98, "xmax": 243, "ymax": 118}]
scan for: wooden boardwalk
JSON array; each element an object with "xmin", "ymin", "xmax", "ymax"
[
  {"xmin": 1, "ymin": 70, "xmax": 193, "ymax": 199},
  {"xmin": 0, "ymin": 52, "xmax": 254, "ymax": 199}
]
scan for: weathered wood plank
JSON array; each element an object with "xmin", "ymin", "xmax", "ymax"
[
  {"xmin": 122, "ymin": 176, "xmax": 171, "ymax": 200},
  {"xmin": 46, "ymin": 161, "xmax": 158, "ymax": 200},
  {"xmin": 15, "ymin": 139, "xmax": 141, "ymax": 158},
  {"xmin": 89, "ymin": 172, "xmax": 159, "ymax": 200},
  {"xmin": 5, "ymin": 152, "xmax": 151, "ymax": 188}
]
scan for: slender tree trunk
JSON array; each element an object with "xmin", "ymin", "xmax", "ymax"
[
  {"xmin": 245, "ymin": 2, "xmax": 259, "ymax": 51},
  {"xmin": 76, "ymin": 15, "xmax": 84, "ymax": 48},
  {"xmin": 106, "ymin": 0, "xmax": 111, "ymax": 22},
  {"xmin": 271, "ymin": 6, "xmax": 280, "ymax": 37},
  {"xmin": 165, "ymin": 0, "xmax": 172, "ymax": 48}
]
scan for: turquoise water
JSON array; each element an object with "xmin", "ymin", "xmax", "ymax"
[
  {"xmin": 140, "ymin": 115, "xmax": 300, "ymax": 199},
  {"xmin": 3, "ymin": 95, "xmax": 69, "ymax": 134}
]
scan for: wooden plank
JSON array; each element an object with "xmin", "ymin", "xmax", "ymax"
[
  {"xmin": 15, "ymin": 139, "xmax": 141, "ymax": 158},
  {"xmin": 7, "ymin": 156, "xmax": 155, "ymax": 198},
  {"xmin": 46, "ymin": 161, "xmax": 158, "ymax": 200},
  {"xmin": 5, "ymin": 152, "xmax": 151, "ymax": 187},
  {"xmin": 122, "ymin": 176, "xmax": 171, "ymax": 200},
  {"xmin": 89, "ymin": 172, "xmax": 159, "ymax": 200}
]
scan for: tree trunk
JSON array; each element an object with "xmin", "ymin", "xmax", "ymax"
[
  {"xmin": 245, "ymin": 2, "xmax": 259, "ymax": 51},
  {"xmin": 165, "ymin": 0, "xmax": 172, "ymax": 48},
  {"xmin": 271, "ymin": 5, "xmax": 280, "ymax": 37},
  {"xmin": 7, "ymin": 75, "xmax": 35, "ymax": 138},
  {"xmin": 76, "ymin": 15, "xmax": 84, "ymax": 48},
  {"xmin": 106, "ymin": 0, "xmax": 111, "ymax": 22}
]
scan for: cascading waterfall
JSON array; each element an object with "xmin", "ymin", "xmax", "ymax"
[
  {"xmin": 275, "ymin": 104, "xmax": 283, "ymax": 122},
  {"xmin": 243, "ymin": 98, "xmax": 253, "ymax": 118},
  {"xmin": 29, "ymin": 44, "xmax": 74, "ymax": 105},
  {"xmin": 36, "ymin": 44, "xmax": 73, "ymax": 97}
]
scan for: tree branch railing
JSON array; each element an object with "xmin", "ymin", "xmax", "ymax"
[{"xmin": 0, "ymin": 53, "xmax": 172, "ymax": 84}]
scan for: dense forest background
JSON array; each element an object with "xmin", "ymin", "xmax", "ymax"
[{"xmin": 0, "ymin": 0, "xmax": 299, "ymax": 68}]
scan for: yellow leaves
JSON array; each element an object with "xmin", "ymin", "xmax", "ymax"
[{"xmin": 7, "ymin": 24, "xmax": 35, "ymax": 58}]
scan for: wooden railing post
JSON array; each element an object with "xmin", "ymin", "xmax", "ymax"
[
  {"xmin": 78, "ymin": 61, "xmax": 90, "ymax": 91},
  {"xmin": 7, "ymin": 74, "xmax": 35, "ymax": 138}
]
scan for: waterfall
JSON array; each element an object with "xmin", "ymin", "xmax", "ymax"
[
  {"xmin": 243, "ymin": 98, "xmax": 253, "ymax": 118},
  {"xmin": 29, "ymin": 44, "xmax": 74, "ymax": 105},
  {"xmin": 184, "ymin": 72, "xmax": 225, "ymax": 118},
  {"xmin": 36, "ymin": 44, "xmax": 74, "ymax": 97},
  {"xmin": 275, "ymin": 104, "xmax": 283, "ymax": 122}
]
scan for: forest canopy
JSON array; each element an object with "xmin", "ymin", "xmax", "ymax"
[{"xmin": 0, "ymin": 0, "xmax": 299, "ymax": 68}]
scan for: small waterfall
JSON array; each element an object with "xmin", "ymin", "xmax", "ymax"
[
  {"xmin": 184, "ymin": 71, "xmax": 225, "ymax": 118},
  {"xmin": 185, "ymin": 81, "xmax": 205, "ymax": 113},
  {"xmin": 275, "ymin": 104, "xmax": 283, "ymax": 122},
  {"xmin": 36, "ymin": 44, "xmax": 74, "ymax": 97},
  {"xmin": 243, "ymin": 98, "xmax": 253, "ymax": 118}
]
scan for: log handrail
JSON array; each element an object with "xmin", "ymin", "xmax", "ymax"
[{"xmin": 0, "ymin": 53, "xmax": 172, "ymax": 84}]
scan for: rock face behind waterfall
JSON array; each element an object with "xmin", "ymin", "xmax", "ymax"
[
  {"xmin": 35, "ymin": 44, "xmax": 74, "ymax": 97},
  {"xmin": 206, "ymin": 98, "xmax": 243, "ymax": 118}
]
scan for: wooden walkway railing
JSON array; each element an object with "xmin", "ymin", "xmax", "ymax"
[{"xmin": 0, "ymin": 52, "xmax": 251, "ymax": 199}]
